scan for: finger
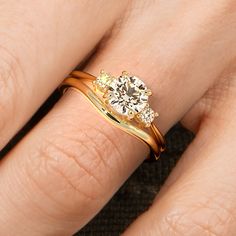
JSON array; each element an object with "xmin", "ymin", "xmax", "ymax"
[
  {"xmin": 0, "ymin": 0, "xmax": 126, "ymax": 148},
  {"xmin": 0, "ymin": 0, "xmax": 235, "ymax": 235},
  {"xmin": 122, "ymin": 76, "xmax": 236, "ymax": 235},
  {"xmin": 86, "ymin": 0, "xmax": 236, "ymax": 133}
]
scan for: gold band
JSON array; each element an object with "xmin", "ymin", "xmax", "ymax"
[{"xmin": 60, "ymin": 70, "xmax": 165, "ymax": 160}]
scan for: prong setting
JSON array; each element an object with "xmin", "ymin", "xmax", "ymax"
[
  {"xmin": 128, "ymin": 110, "xmax": 135, "ymax": 120},
  {"xmin": 145, "ymin": 89, "xmax": 152, "ymax": 96},
  {"xmin": 94, "ymin": 70, "xmax": 112, "ymax": 92},
  {"xmin": 94, "ymin": 70, "xmax": 159, "ymax": 127},
  {"xmin": 122, "ymin": 71, "xmax": 129, "ymax": 77},
  {"xmin": 136, "ymin": 107, "xmax": 156, "ymax": 127}
]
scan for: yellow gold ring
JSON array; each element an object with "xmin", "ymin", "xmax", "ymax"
[{"xmin": 60, "ymin": 70, "xmax": 165, "ymax": 160}]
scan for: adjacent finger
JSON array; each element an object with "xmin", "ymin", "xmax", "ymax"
[
  {"xmin": 0, "ymin": 0, "xmax": 126, "ymax": 148},
  {"xmin": 123, "ymin": 77, "xmax": 236, "ymax": 235},
  {"xmin": 0, "ymin": 0, "xmax": 235, "ymax": 235}
]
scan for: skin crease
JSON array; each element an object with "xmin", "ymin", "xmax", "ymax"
[
  {"xmin": 0, "ymin": 0, "xmax": 127, "ymax": 148},
  {"xmin": 0, "ymin": 0, "xmax": 235, "ymax": 236}
]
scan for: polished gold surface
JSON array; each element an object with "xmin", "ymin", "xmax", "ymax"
[{"xmin": 60, "ymin": 70, "xmax": 165, "ymax": 160}]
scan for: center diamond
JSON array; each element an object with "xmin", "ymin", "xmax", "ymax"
[{"xmin": 107, "ymin": 75, "xmax": 148, "ymax": 116}]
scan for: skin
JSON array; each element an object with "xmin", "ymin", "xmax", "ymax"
[{"xmin": 0, "ymin": 0, "xmax": 236, "ymax": 235}]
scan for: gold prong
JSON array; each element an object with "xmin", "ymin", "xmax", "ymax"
[
  {"xmin": 92, "ymin": 80, "xmax": 97, "ymax": 90},
  {"xmin": 122, "ymin": 71, "xmax": 129, "ymax": 76},
  {"xmin": 103, "ymin": 92, "xmax": 109, "ymax": 99},
  {"xmin": 155, "ymin": 112, "xmax": 159, "ymax": 117},
  {"xmin": 145, "ymin": 89, "xmax": 152, "ymax": 96},
  {"xmin": 128, "ymin": 110, "xmax": 135, "ymax": 119},
  {"xmin": 100, "ymin": 69, "xmax": 105, "ymax": 74}
]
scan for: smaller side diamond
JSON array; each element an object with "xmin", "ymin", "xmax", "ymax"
[
  {"xmin": 94, "ymin": 71, "xmax": 112, "ymax": 92},
  {"xmin": 137, "ymin": 107, "xmax": 155, "ymax": 127}
]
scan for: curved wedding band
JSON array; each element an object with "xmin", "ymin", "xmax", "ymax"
[{"xmin": 60, "ymin": 70, "xmax": 165, "ymax": 160}]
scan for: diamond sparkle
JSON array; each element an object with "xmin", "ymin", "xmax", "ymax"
[
  {"xmin": 137, "ymin": 107, "xmax": 155, "ymax": 127},
  {"xmin": 107, "ymin": 75, "xmax": 148, "ymax": 116},
  {"xmin": 94, "ymin": 71, "xmax": 111, "ymax": 91},
  {"xmin": 94, "ymin": 70, "xmax": 157, "ymax": 127}
]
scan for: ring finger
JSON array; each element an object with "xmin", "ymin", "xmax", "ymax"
[{"xmin": 0, "ymin": 0, "xmax": 233, "ymax": 235}]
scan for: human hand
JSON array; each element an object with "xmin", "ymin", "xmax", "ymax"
[{"xmin": 0, "ymin": 1, "xmax": 236, "ymax": 235}]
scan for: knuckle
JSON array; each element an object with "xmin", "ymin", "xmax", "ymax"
[
  {"xmin": 160, "ymin": 195, "xmax": 236, "ymax": 236},
  {"xmin": 35, "ymin": 139, "xmax": 104, "ymax": 202},
  {"xmin": 26, "ymin": 120, "xmax": 123, "ymax": 207},
  {"xmin": 0, "ymin": 42, "xmax": 24, "ymax": 136},
  {"xmin": 158, "ymin": 207, "xmax": 190, "ymax": 236}
]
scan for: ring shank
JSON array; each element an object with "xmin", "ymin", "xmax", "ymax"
[{"xmin": 60, "ymin": 71, "xmax": 165, "ymax": 160}]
